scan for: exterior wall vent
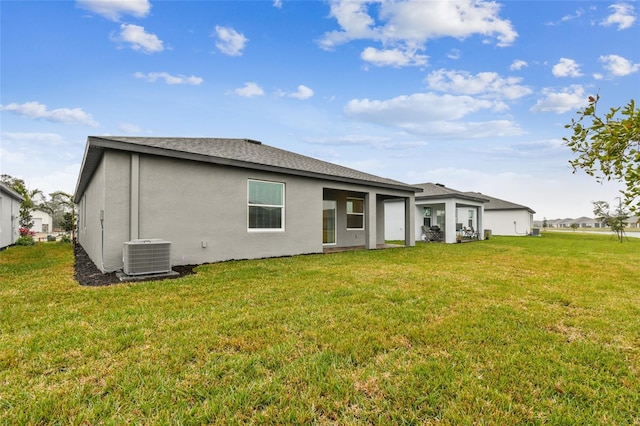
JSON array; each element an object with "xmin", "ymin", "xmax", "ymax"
[{"xmin": 123, "ymin": 239, "xmax": 172, "ymax": 275}]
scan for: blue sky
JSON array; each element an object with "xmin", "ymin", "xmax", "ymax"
[{"xmin": 1, "ymin": 0, "xmax": 638, "ymax": 219}]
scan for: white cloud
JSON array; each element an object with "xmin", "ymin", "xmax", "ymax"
[
  {"xmin": 0, "ymin": 101, "xmax": 99, "ymax": 127},
  {"xmin": 1, "ymin": 132, "xmax": 65, "ymax": 144},
  {"xmin": 118, "ymin": 123, "xmax": 142, "ymax": 134},
  {"xmin": 30, "ymin": 164, "xmax": 81, "ymax": 197},
  {"xmin": 530, "ymin": 85, "xmax": 589, "ymax": 114},
  {"xmin": 114, "ymin": 24, "xmax": 164, "ymax": 53},
  {"xmin": 320, "ymin": 0, "xmax": 517, "ymax": 67},
  {"xmin": 447, "ymin": 49, "xmax": 461, "ymax": 60},
  {"xmin": 361, "ymin": 46, "xmax": 427, "ymax": 67},
  {"xmin": 510, "ymin": 59, "xmax": 528, "ymax": 71},
  {"xmin": 134, "ymin": 71, "xmax": 203, "ymax": 85},
  {"xmin": 288, "ymin": 85, "xmax": 314, "ymax": 100},
  {"xmin": 213, "ymin": 26, "xmax": 248, "ymax": 56},
  {"xmin": 599, "ymin": 54, "xmax": 640, "ymax": 76},
  {"xmin": 346, "ymin": 93, "xmax": 491, "ymax": 122},
  {"xmin": 601, "ymin": 3, "xmax": 636, "ymax": 30},
  {"xmin": 76, "ymin": 0, "xmax": 151, "ymax": 21},
  {"xmin": 344, "ymin": 92, "xmax": 523, "ymax": 138},
  {"xmin": 552, "ymin": 58, "xmax": 583, "ymax": 77},
  {"xmin": 379, "ymin": 0, "xmax": 517, "ymax": 46},
  {"xmin": 0, "ymin": 133, "xmax": 81, "ymax": 194},
  {"xmin": 234, "ymin": 82, "xmax": 264, "ymax": 98},
  {"xmin": 319, "ymin": 1, "xmax": 378, "ymax": 49},
  {"xmin": 273, "ymin": 0, "xmax": 282, "ymax": 8},
  {"xmin": 305, "ymin": 134, "xmax": 422, "ymax": 150},
  {"xmin": 546, "ymin": 8, "xmax": 585, "ymax": 26},
  {"xmin": 426, "ymin": 69, "xmax": 532, "ymax": 100}
]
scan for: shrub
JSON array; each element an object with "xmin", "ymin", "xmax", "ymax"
[
  {"xmin": 16, "ymin": 235, "xmax": 35, "ymax": 246},
  {"xmin": 58, "ymin": 234, "xmax": 72, "ymax": 244}
]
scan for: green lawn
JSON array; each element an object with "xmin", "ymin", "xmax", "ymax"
[{"xmin": 1, "ymin": 233, "xmax": 638, "ymax": 424}]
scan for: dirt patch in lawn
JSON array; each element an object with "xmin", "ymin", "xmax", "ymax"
[{"xmin": 74, "ymin": 243, "xmax": 196, "ymax": 286}]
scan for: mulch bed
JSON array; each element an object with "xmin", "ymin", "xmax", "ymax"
[{"xmin": 74, "ymin": 243, "xmax": 196, "ymax": 286}]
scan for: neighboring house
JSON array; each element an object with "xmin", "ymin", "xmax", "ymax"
[
  {"xmin": 463, "ymin": 192, "xmax": 535, "ymax": 236},
  {"xmin": 547, "ymin": 217, "xmax": 603, "ymax": 228},
  {"xmin": 385, "ymin": 183, "xmax": 488, "ymax": 244},
  {"xmin": 572, "ymin": 216, "xmax": 599, "ymax": 228},
  {"xmin": 74, "ymin": 136, "xmax": 420, "ymax": 273},
  {"xmin": 31, "ymin": 209, "xmax": 53, "ymax": 234},
  {"xmin": 542, "ymin": 215, "xmax": 637, "ymax": 229},
  {"xmin": 0, "ymin": 182, "xmax": 24, "ymax": 249}
]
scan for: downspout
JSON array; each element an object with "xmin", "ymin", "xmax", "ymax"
[{"xmin": 130, "ymin": 153, "xmax": 140, "ymax": 241}]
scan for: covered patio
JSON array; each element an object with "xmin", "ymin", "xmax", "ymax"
[{"xmin": 385, "ymin": 183, "xmax": 488, "ymax": 244}]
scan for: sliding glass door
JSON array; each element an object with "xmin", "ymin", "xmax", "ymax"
[{"xmin": 323, "ymin": 200, "xmax": 336, "ymax": 244}]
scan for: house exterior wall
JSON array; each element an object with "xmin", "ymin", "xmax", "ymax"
[
  {"xmin": 77, "ymin": 150, "xmax": 132, "ymax": 272},
  {"xmin": 78, "ymin": 151, "xmax": 415, "ymax": 272},
  {"xmin": 0, "ymin": 188, "xmax": 23, "ymax": 248},
  {"xmin": 31, "ymin": 210, "xmax": 53, "ymax": 233},
  {"xmin": 484, "ymin": 210, "xmax": 533, "ymax": 236},
  {"xmin": 136, "ymin": 154, "xmax": 322, "ymax": 265}
]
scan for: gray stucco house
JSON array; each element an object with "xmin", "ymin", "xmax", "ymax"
[
  {"xmin": 385, "ymin": 183, "xmax": 488, "ymax": 244},
  {"xmin": 74, "ymin": 136, "xmax": 419, "ymax": 273},
  {"xmin": 1, "ymin": 182, "xmax": 24, "ymax": 249},
  {"xmin": 385, "ymin": 183, "xmax": 537, "ymax": 242},
  {"xmin": 463, "ymin": 192, "xmax": 535, "ymax": 236}
]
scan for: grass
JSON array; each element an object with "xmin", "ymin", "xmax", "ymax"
[{"xmin": 1, "ymin": 233, "xmax": 639, "ymax": 424}]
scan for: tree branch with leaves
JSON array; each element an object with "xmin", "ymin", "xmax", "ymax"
[{"xmin": 564, "ymin": 95, "xmax": 639, "ymax": 214}]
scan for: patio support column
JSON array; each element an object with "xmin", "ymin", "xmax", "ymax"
[
  {"xmin": 366, "ymin": 191, "xmax": 377, "ymax": 249},
  {"xmin": 445, "ymin": 200, "xmax": 456, "ymax": 243},
  {"xmin": 404, "ymin": 196, "xmax": 415, "ymax": 247}
]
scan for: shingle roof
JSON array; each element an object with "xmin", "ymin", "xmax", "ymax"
[
  {"xmin": 74, "ymin": 136, "xmax": 421, "ymax": 201},
  {"xmin": 463, "ymin": 191, "xmax": 535, "ymax": 214},
  {"xmin": 413, "ymin": 183, "xmax": 489, "ymax": 203}
]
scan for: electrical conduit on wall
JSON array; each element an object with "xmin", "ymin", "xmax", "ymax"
[{"xmin": 130, "ymin": 153, "xmax": 140, "ymax": 241}]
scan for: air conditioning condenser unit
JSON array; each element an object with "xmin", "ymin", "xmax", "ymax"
[{"xmin": 123, "ymin": 239, "xmax": 172, "ymax": 276}]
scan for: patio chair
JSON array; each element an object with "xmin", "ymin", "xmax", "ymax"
[
  {"xmin": 464, "ymin": 227, "xmax": 479, "ymax": 240},
  {"xmin": 422, "ymin": 225, "xmax": 442, "ymax": 242}
]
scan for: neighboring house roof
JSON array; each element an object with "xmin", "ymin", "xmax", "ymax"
[
  {"xmin": 572, "ymin": 216, "xmax": 597, "ymax": 224},
  {"xmin": 413, "ymin": 183, "xmax": 488, "ymax": 203},
  {"xmin": 0, "ymin": 182, "xmax": 25, "ymax": 201},
  {"xmin": 75, "ymin": 136, "xmax": 422, "ymax": 202},
  {"xmin": 463, "ymin": 192, "xmax": 536, "ymax": 214}
]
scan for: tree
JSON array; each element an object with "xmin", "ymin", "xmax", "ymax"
[
  {"xmin": 564, "ymin": 95, "xmax": 639, "ymax": 214},
  {"xmin": 542, "ymin": 217, "xmax": 548, "ymax": 230},
  {"xmin": 1, "ymin": 174, "xmax": 42, "ymax": 232},
  {"xmin": 570, "ymin": 223, "xmax": 579, "ymax": 231},
  {"xmin": 593, "ymin": 199, "xmax": 629, "ymax": 243},
  {"xmin": 59, "ymin": 212, "xmax": 76, "ymax": 242},
  {"xmin": 40, "ymin": 191, "xmax": 74, "ymax": 228}
]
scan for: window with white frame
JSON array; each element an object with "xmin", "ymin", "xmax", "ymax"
[
  {"xmin": 248, "ymin": 180, "xmax": 284, "ymax": 230},
  {"xmin": 346, "ymin": 197, "xmax": 364, "ymax": 230},
  {"xmin": 468, "ymin": 210, "xmax": 474, "ymax": 228}
]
